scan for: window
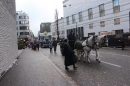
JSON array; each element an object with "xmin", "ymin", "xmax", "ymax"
[
  {"xmin": 100, "ymin": 21, "xmax": 105, "ymax": 27},
  {"xmin": 89, "ymin": 23, "xmax": 93, "ymax": 29},
  {"xmin": 19, "ymin": 21, "xmax": 29, "ymax": 24},
  {"xmin": 72, "ymin": 14, "xmax": 75, "ymax": 24},
  {"xmin": 20, "ymin": 32, "xmax": 23, "ymax": 35},
  {"xmin": 19, "ymin": 16, "xmax": 28, "ymax": 19},
  {"xmin": 113, "ymin": 0, "xmax": 120, "ymax": 13},
  {"xmin": 99, "ymin": 4, "xmax": 105, "ymax": 17},
  {"xmin": 20, "ymin": 26, "xmax": 29, "ymax": 30},
  {"xmin": 62, "ymin": 31, "xmax": 65, "ymax": 34},
  {"xmin": 66, "ymin": 17, "xmax": 69, "ymax": 25},
  {"xmin": 20, "ymin": 32, "xmax": 29, "ymax": 35},
  {"xmin": 114, "ymin": 18, "xmax": 120, "ymax": 25},
  {"xmin": 79, "ymin": 12, "xmax": 83, "ymax": 22},
  {"xmin": 19, "ymin": 16, "xmax": 24, "ymax": 19},
  {"xmin": 88, "ymin": 8, "xmax": 93, "ymax": 20}
]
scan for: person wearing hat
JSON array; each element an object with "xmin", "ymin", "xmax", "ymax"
[{"xmin": 63, "ymin": 39, "xmax": 77, "ymax": 70}]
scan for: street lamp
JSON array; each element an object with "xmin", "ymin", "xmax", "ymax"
[{"xmin": 76, "ymin": 22, "xmax": 78, "ymax": 39}]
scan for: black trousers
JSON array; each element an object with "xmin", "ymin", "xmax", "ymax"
[
  {"xmin": 54, "ymin": 46, "xmax": 57, "ymax": 51},
  {"xmin": 50, "ymin": 48, "xmax": 52, "ymax": 52}
]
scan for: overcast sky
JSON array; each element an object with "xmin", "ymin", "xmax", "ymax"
[{"xmin": 16, "ymin": 0, "xmax": 64, "ymax": 36}]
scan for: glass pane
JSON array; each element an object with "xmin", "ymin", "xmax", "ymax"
[{"xmin": 114, "ymin": 0, "xmax": 119, "ymax": 6}]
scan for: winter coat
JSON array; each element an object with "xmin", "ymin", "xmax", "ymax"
[
  {"xmin": 63, "ymin": 43, "xmax": 77, "ymax": 66},
  {"xmin": 49, "ymin": 41, "xmax": 53, "ymax": 48},
  {"xmin": 53, "ymin": 40, "xmax": 57, "ymax": 47}
]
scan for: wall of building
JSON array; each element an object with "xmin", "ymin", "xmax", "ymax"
[
  {"xmin": 51, "ymin": 18, "xmax": 65, "ymax": 39},
  {"xmin": 63, "ymin": 0, "xmax": 130, "ymax": 38},
  {"xmin": 0, "ymin": 0, "xmax": 18, "ymax": 76}
]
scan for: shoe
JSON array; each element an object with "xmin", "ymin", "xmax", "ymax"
[{"xmin": 65, "ymin": 67, "xmax": 69, "ymax": 70}]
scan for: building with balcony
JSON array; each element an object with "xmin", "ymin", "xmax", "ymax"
[
  {"xmin": 63, "ymin": 0, "xmax": 130, "ymax": 39},
  {"xmin": 0, "ymin": 0, "xmax": 18, "ymax": 77},
  {"xmin": 16, "ymin": 11, "xmax": 31, "ymax": 41}
]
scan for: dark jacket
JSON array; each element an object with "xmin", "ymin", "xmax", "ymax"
[
  {"xmin": 63, "ymin": 43, "xmax": 77, "ymax": 66},
  {"xmin": 53, "ymin": 40, "xmax": 57, "ymax": 47},
  {"xmin": 68, "ymin": 33, "xmax": 75, "ymax": 40}
]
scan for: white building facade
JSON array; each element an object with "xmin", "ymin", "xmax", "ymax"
[
  {"xmin": 63, "ymin": 0, "xmax": 130, "ymax": 38},
  {"xmin": 0, "ymin": 0, "xmax": 18, "ymax": 77},
  {"xmin": 51, "ymin": 17, "xmax": 65, "ymax": 39},
  {"xmin": 16, "ymin": 11, "xmax": 32, "ymax": 41}
]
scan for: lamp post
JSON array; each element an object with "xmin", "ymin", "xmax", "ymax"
[{"xmin": 76, "ymin": 22, "xmax": 78, "ymax": 39}]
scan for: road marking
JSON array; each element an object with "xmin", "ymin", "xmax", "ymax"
[
  {"xmin": 91, "ymin": 51, "xmax": 130, "ymax": 58},
  {"xmin": 101, "ymin": 61, "xmax": 121, "ymax": 68}
]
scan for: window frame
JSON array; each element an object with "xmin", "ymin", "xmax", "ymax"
[
  {"xmin": 113, "ymin": 0, "xmax": 120, "ymax": 13},
  {"xmin": 100, "ymin": 21, "xmax": 105, "ymax": 27},
  {"xmin": 89, "ymin": 23, "xmax": 93, "ymax": 29},
  {"xmin": 79, "ymin": 12, "xmax": 83, "ymax": 22},
  {"xmin": 114, "ymin": 18, "xmax": 120, "ymax": 25},
  {"xmin": 66, "ymin": 17, "xmax": 69, "ymax": 25},
  {"xmin": 88, "ymin": 8, "xmax": 93, "ymax": 20},
  {"xmin": 99, "ymin": 4, "xmax": 105, "ymax": 17},
  {"xmin": 72, "ymin": 14, "xmax": 75, "ymax": 24}
]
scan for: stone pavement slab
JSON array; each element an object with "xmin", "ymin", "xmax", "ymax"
[{"xmin": 0, "ymin": 48, "xmax": 78, "ymax": 86}]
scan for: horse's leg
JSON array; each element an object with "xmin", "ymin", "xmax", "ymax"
[
  {"xmin": 87, "ymin": 51, "xmax": 91, "ymax": 63},
  {"xmin": 96, "ymin": 50, "xmax": 100, "ymax": 62},
  {"xmin": 77, "ymin": 50, "xmax": 80, "ymax": 61},
  {"xmin": 74, "ymin": 49, "xmax": 80, "ymax": 61},
  {"xmin": 83, "ymin": 50, "xmax": 87, "ymax": 62}
]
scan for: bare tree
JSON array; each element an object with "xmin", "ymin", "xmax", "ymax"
[{"xmin": 55, "ymin": 9, "xmax": 59, "ymax": 40}]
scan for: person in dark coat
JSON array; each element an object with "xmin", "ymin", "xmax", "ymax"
[
  {"xmin": 68, "ymin": 31, "xmax": 76, "ymax": 50},
  {"xmin": 63, "ymin": 39, "xmax": 77, "ymax": 70},
  {"xmin": 36, "ymin": 41, "xmax": 40, "ymax": 51},
  {"xmin": 52, "ymin": 39, "xmax": 57, "ymax": 53},
  {"xmin": 33, "ymin": 42, "xmax": 36, "ymax": 51},
  {"xmin": 49, "ymin": 40, "xmax": 53, "ymax": 53},
  {"xmin": 121, "ymin": 38, "xmax": 125, "ymax": 50}
]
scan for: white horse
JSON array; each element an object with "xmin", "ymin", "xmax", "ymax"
[{"xmin": 74, "ymin": 35, "xmax": 108, "ymax": 63}]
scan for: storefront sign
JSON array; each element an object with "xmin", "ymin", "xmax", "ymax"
[{"xmin": 100, "ymin": 31, "xmax": 115, "ymax": 35}]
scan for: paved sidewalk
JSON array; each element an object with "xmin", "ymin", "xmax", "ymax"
[
  {"xmin": 18, "ymin": 49, "xmax": 24, "ymax": 56},
  {"xmin": 0, "ymin": 48, "xmax": 78, "ymax": 86}
]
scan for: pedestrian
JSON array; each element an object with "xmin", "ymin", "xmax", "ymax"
[
  {"xmin": 36, "ymin": 40, "xmax": 40, "ymax": 51},
  {"xmin": 68, "ymin": 31, "xmax": 76, "ymax": 50},
  {"xmin": 52, "ymin": 39, "xmax": 57, "ymax": 53},
  {"xmin": 49, "ymin": 40, "xmax": 53, "ymax": 53},
  {"xmin": 33, "ymin": 42, "xmax": 36, "ymax": 51},
  {"xmin": 121, "ymin": 38, "xmax": 125, "ymax": 50},
  {"xmin": 63, "ymin": 39, "xmax": 77, "ymax": 70}
]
